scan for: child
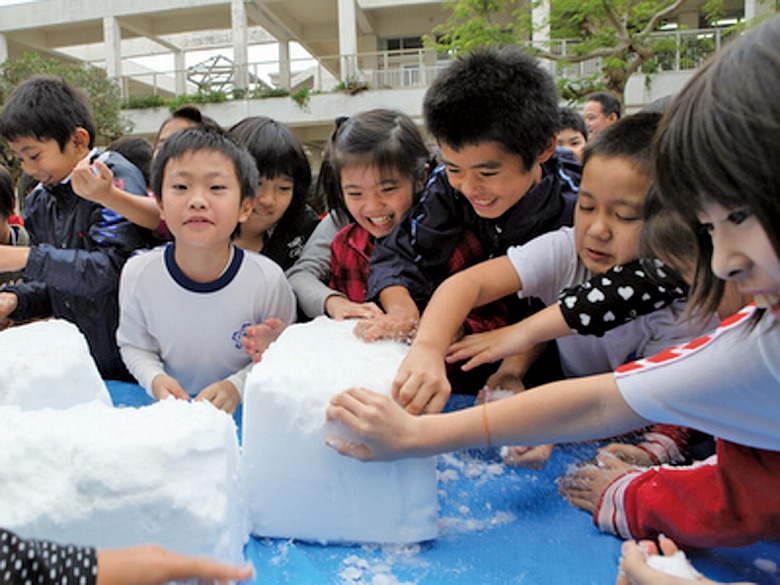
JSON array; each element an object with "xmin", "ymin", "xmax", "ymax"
[
  {"xmin": 70, "ymin": 105, "xmax": 221, "ymax": 235},
  {"xmin": 116, "ymin": 126, "xmax": 296, "ymax": 414},
  {"xmin": 359, "ymin": 46, "xmax": 581, "ymax": 348},
  {"xmin": 228, "ymin": 116, "xmax": 320, "ymax": 271},
  {"xmin": 388, "ymin": 112, "xmax": 668, "ymax": 415},
  {"xmin": 0, "ymin": 166, "xmax": 29, "ymax": 285},
  {"xmin": 557, "ymin": 107, "xmax": 588, "ymax": 162},
  {"xmin": 0, "ymin": 75, "xmax": 149, "ymax": 379},
  {"xmin": 326, "ymin": 15, "xmax": 780, "ymax": 551}
]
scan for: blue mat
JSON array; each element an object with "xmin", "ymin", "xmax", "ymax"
[{"xmin": 107, "ymin": 380, "xmax": 779, "ymax": 584}]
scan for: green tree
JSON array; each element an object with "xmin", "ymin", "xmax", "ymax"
[
  {"xmin": 425, "ymin": 0, "xmax": 732, "ymax": 104},
  {"xmin": 1, "ymin": 52, "xmax": 131, "ymax": 174}
]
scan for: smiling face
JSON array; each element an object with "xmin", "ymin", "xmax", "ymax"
[
  {"xmin": 440, "ymin": 141, "xmax": 545, "ymax": 219},
  {"xmin": 574, "ymin": 154, "xmax": 649, "ymax": 274},
  {"xmin": 582, "ymin": 101, "xmax": 618, "ymax": 138},
  {"xmin": 8, "ymin": 130, "xmax": 90, "ymax": 186},
  {"xmin": 241, "ymin": 174, "xmax": 294, "ymax": 239},
  {"xmin": 697, "ymin": 201, "xmax": 780, "ymax": 317},
  {"xmin": 340, "ymin": 164, "xmax": 416, "ymax": 239},
  {"xmin": 158, "ymin": 149, "xmax": 252, "ymax": 250}
]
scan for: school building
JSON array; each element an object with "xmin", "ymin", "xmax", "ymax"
[{"xmin": 0, "ymin": 0, "xmax": 772, "ymax": 158}]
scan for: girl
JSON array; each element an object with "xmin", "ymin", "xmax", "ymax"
[
  {"xmin": 326, "ymin": 14, "xmax": 780, "ymax": 557},
  {"xmin": 228, "ymin": 116, "xmax": 319, "ymax": 271},
  {"xmin": 286, "ymin": 109, "xmax": 432, "ymax": 322}
]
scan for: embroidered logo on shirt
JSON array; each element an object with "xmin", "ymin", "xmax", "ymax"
[{"xmin": 232, "ymin": 322, "xmax": 251, "ymax": 349}]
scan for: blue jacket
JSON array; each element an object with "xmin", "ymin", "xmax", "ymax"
[
  {"xmin": 8, "ymin": 150, "xmax": 149, "ymax": 380},
  {"xmin": 367, "ymin": 150, "xmax": 581, "ymax": 310}
]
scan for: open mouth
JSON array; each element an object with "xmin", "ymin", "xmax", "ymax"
[{"xmin": 367, "ymin": 215, "xmax": 394, "ymax": 228}]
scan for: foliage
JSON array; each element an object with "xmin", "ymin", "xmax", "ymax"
[
  {"xmin": 167, "ymin": 90, "xmax": 227, "ymax": 112},
  {"xmin": 424, "ymin": 0, "xmax": 737, "ymax": 104},
  {"xmin": 122, "ymin": 94, "xmax": 167, "ymax": 110},
  {"xmin": 290, "ymin": 87, "xmax": 311, "ymax": 111},
  {"xmin": 253, "ymin": 87, "xmax": 290, "ymax": 99}
]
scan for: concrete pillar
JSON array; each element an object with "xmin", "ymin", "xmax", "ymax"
[
  {"xmin": 102, "ymin": 16, "xmax": 122, "ymax": 80},
  {"xmin": 531, "ymin": 0, "xmax": 555, "ymax": 76},
  {"xmin": 175, "ymin": 51, "xmax": 187, "ymax": 96},
  {"xmin": 278, "ymin": 40, "xmax": 291, "ymax": 90},
  {"xmin": 231, "ymin": 0, "xmax": 249, "ymax": 92},
  {"xmin": 337, "ymin": 0, "xmax": 358, "ymax": 81},
  {"xmin": 0, "ymin": 34, "xmax": 8, "ymax": 64}
]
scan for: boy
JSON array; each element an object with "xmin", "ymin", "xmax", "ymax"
[
  {"xmin": 582, "ymin": 91, "xmax": 621, "ymax": 138},
  {"xmin": 390, "ymin": 113, "xmax": 674, "ymax": 418},
  {"xmin": 556, "ymin": 108, "xmax": 588, "ymax": 163},
  {"xmin": 116, "ymin": 127, "xmax": 296, "ymax": 414},
  {"xmin": 0, "ymin": 75, "xmax": 149, "ymax": 379},
  {"xmin": 359, "ymin": 46, "xmax": 580, "ymax": 386}
]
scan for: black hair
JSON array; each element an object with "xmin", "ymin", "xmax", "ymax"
[
  {"xmin": 107, "ymin": 136, "xmax": 154, "ymax": 185},
  {"xmin": 0, "ymin": 75, "xmax": 96, "ymax": 149},
  {"xmin": 558, "ymin": 108, "xmax": 588, "ymax": 139},
  {"xmin": 322, "ymin": 109, "xmax": 431, "ymax": 221},
  {"xmin": 228, "ymin": 116, "xmax": 312, "ymax": 214},
  {"xmin": 0, "ymin": 166, "xmax": 14, "ymax": 218},
  {"xmin": 655, "ymin": 16, "xmax": 780, "ymax": 317},
  {"xmin": 423, "ymin": 46, "xmax": 559, "ymax": 171},
  {"xmin": 585, "ymin": 92, "xmax": 622, "ymax": 120},
  {"xmin": 581, "ymin": 112, "xmax": 661, "ymax": 177},
  {"xmin": 154, "ymin": 105, "xmax": 221, "ymax": 146},
  {"xmin": 150, "ymin": 126, "xmax": 259, "ymax": 204}
]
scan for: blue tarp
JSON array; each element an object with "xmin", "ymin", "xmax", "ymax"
[{"xmin": 107, "ymin": 380, "xmax": 780, "ymax": 584}]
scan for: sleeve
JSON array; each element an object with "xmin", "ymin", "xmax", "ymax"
[
  {"xmin": 285, "ymin": 212, "xmax": 347, "ymax": 318},
  {"xmin": 367, "ymin": 167, "xmax": 471, "ymax": 306},
  {"xmin": 634, "ymin": 424, "xmax": 705, "ymax": 465},
  {"xmin": 6, "ymin": 280, "xmax": 52, "ymax": 320},
  {"xmin": 0, "ymin": 528, "xmax": 98, "ymax": 585},
  {"xmin": 23, "ymin": 207, "xmax": 148, "ymax": 298},
  {"xmin": 558, "ymin": 259, "xmax": 688, "ymax": 337},
  {"xmin": 116, "ymin": 259, "xmax": 165, "ymax": 395},
  {"xmin": 595, "ymin": 442, "xmax": 780, "ymax": 548}
]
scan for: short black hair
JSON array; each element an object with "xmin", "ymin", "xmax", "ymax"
[
  {"xmin": 107, "ymin": 136, "xmax": 154, "ymax": 185},
  {"xmin": 423, "ymin": 46, "xmax": 560, "ymax": 171},
  {"xmin": 150, "ymin": 126, "xmax": 258, "ymax": 204},
  {"xmin": 0, "ymin": 75, "xmax": 96, "ymax": 149},
  {"xmin": 558, "ymin": 108, "xmax": 588, "ymax": 139},
  {"xmin": 0, "ymin": 166, "xmax": 14, "ymax": 219},
  {"xmin": 154, "ymin": 105, "xmax": 221, "ymax": 146},
  {"xmin": 582, "ymin": 112, "xmax": 661, "ymax": 177},
  {"xmin": 585, "ymin": 92, "xmax": 622, "ymax": 119}
]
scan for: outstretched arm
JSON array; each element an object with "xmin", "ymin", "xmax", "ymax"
[{"xmin": 326, "ymin": 372, "xmax": 649, "ymax": 461}]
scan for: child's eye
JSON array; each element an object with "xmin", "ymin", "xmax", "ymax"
[
  {"xmin": 345, "ymin": 191, "xmax": 362, "ymax": 199},
  {"xmin": 616, "ymin": 213, "xmax": 642, "ymax": 222},
  {"xmin": 381, "ymin": 185, "xmax": 399, "ymax": 195},
  {"xmin": 445, "ymin": 166, "xmax": 460, "ymax": 175},
  {"xmin": 578, "ymin": 203, "xmax": 594, "ymax": 212},
  {"xmin": 171, "ymin": 183, "xmax": 188, "ymax": 191},
  {"xmin": 480, "ymin": 171, "xmax": 498, "ymax": 178},
  {"xmin": 210, "ymin": 184, "xmax": 227, "ymax": 192},
  {"xmin": 727, "ymin": 209, "xmax": 751, "ymax": 225}
]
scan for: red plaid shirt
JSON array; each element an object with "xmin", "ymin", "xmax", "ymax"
[{"xmin": 330, "ymin": 223, "xmax": 509, "ymax": 333}]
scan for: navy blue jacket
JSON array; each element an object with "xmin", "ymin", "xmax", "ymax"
[
  {"xmin": 367, "ymin": 150, "xmax": 581, "ymax": 311},
  {"xmin": 8, "ymin": 151, "xmax": 149, "ymax": 380}
]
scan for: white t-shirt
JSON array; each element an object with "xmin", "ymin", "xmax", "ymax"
[
  {"xmin": 117, "ymin": 244, "xmax": 297, "ymax": 398},
  {"xmin": 506, "ymin": 228, "xmax": 717, "ymax": 377},
  {"xmin": 615, "ymin": 304, "xmax": 780, "ymax": 451}
]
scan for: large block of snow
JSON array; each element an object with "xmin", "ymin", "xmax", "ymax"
[
  {"xmin": 0, "ymin": 399, "xmax": 246, "ymax": 564},
  {"xmin": 0, "ymin": 319, "xmax": 111, "ymax": 409},
  {"xmin": 242, "ymin": 317, "xmax": 439, "ymax": 544}
]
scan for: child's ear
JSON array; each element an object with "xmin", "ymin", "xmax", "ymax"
[
  {"xmin": 237, "ymin": 197, "xmax": 253, "ymax": 224},
  {"xmin": 71, "ymin": 128, "xmax": 91, "ymax": 154},
  {"xmin": 156, "ymin": 196, "xmax": 166, "ymax": 221},
  {"xmin": 536, "ymin": 139, "xmax": 557, "ymax": 164}
]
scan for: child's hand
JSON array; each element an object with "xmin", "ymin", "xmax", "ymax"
[
  {"xmin": 616, "ymin": 538, "xmax": 731, "ymax": 585},
  {"xmin": 242, "ymin": 318, "xmax": 287, "ymax": 362},
  {"xmin": 558, "ymin": 452, "xmax": 636, "ymax": 514},
  {"xmin": 71, "ymin": 158, "xmax": 114, "ymax": 204},
  {"xmin": 0, "ymin": 292, "xmax": 18, "ymax": 319},
  {"xmin": 502, "ymin": 444, "xmax": 554, "ymax": 469},
  {"xmin": 392, "ymin": 344, "xmax": 451, "ymax": 415},
  {"xmin": 353, "ymin": 313, "xmax": 418, "ymax": 344},
  {"xmin": 151, "ymin": 375, "xmax": 190, "ymax": 402},
  {"xmin": 325, "ymin": 386, "xmax": 422, "ymax": 461},
  {"xmin": 196, "ymin": 380, "xmax": 240, "ymax": 414},
  {"xmin": 96, "ymin": 543, "xmax": 255, "ymax": 585},
  {"xmin": 446, "ymin": 323, "xmax": 530, "ymax": 371},
  {"xmin": 325, "ymin": 296, "xmax": 384, "ymax": 320},
  {"xmin": 599, "ymin": 442, "xmax": 657, "ymax": 466}
]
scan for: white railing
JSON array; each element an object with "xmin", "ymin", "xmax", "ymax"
[{"xmin": 117, "ymin": 28, "xmax": 732, "ymax": 101}]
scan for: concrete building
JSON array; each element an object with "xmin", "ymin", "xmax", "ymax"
[{"xmin": 0, "ymin": 0, "xmax": 771, "ymax": 156}]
